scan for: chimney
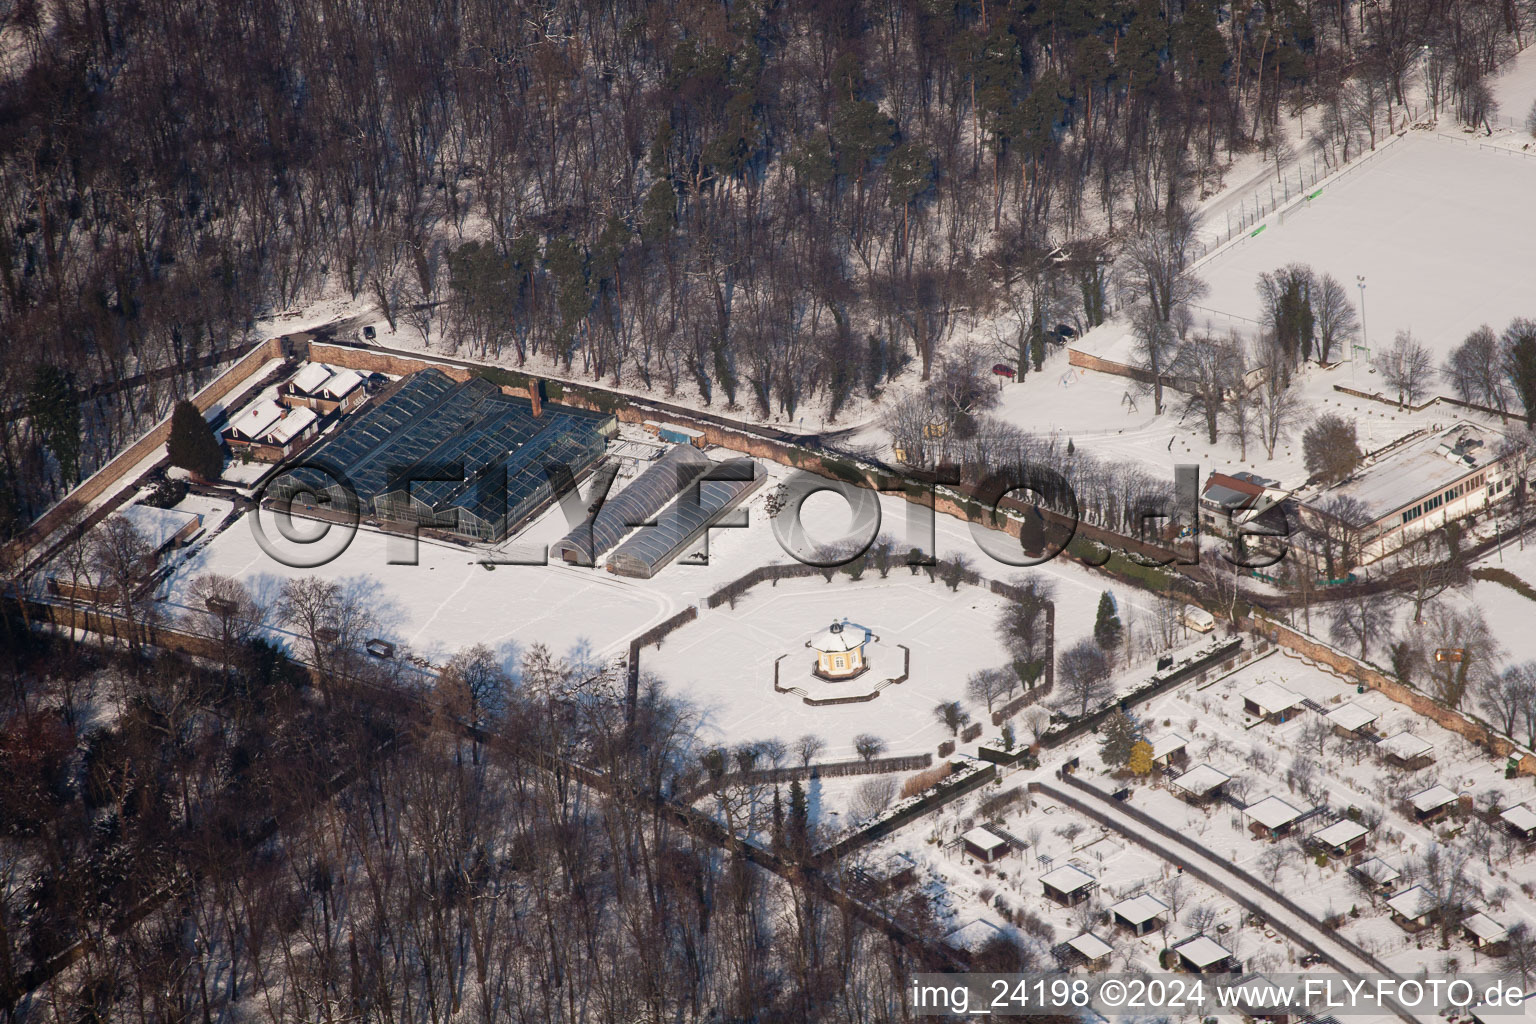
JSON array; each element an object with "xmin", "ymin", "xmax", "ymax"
[{"xmin": 528, "ymin": 378, "xmax": 543, "ymax": 417}]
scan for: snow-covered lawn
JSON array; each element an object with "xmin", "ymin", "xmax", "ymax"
[
  {"xmin": 986, "ymin": 343, "xmax": 1466, "ymax": 492},
  {"xmin": 1491, "ymin": 44, "xmax": 1536, "ymax": 130},
  {"xmin": 158, "ymin": 453, "xmax": 1158, "ymax": 688},
  {"xmin": 645, "ymin": 575, "xmax": 1014, "ymax": 759},
  {"xmin": 1194, "ymin": 133, "xmax": 1536, "ymax": 359}
]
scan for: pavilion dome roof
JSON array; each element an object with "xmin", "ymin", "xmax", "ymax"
[{"xmin": 808, "ymin": 619, "xmax": 871, "ymax": 653}]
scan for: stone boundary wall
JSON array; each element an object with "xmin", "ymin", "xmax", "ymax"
[
  {"xmin": 306, "ymin": 341, "xmax": 1188, "ymax": 570},
  {"xmin": 1038, "ymin": 635, "xmax": 1250, "ymax": 749},
  {"xmin": 816, "ymin": 760, "xmax": 998, "ymax": 863},
  {"xmin": 6, "ymin": 336, "xmax": 290, "ymax": 573},
  {"xmin": 309, "ymin": 341, "xmax": 479, "ymax": 384},
  {"xmin": 1067, "ymin": 347, "xmax": 1162, "ymax": 386},
  {"xmin": 1258, "ymin": 617, "xmax": 1536, "ymax": 774},
  {"xmin": 682, "ymin": 753, "xmax": 934, "ymax": 802}
]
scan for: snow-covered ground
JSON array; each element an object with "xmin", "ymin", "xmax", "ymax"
[
  {"xmin": 984, "ymin": 342, "xmax": 1474, "ymax": 492},
  {"xmin": 863, "ymin": 649, "xmax": 1536, "ymax": 982},
  {"xmin": 1190, "ymin": 133, "xmax": 1536, "ymax": 359},
  {"xmin": 159, "ymin": 455, "xmax": 1158, "ymax": 716},
  {"xmin": 1491, "ymin": 44, "xmax": 1536, "ymax": 130},
  {"xmin": 647, "ymin": 575, "xmax": 1073, "ymax": 760}
]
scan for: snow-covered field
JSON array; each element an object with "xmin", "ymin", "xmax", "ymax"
[
  {"xmin": 650, "ymin": 576, "xmax": 1029, "ymax": 760},
  {"xmin": 159, "ymin": 456, "xmax": 1159, "ymax": 734},
  {"xmin": 1195, "ymin": 133, "xmax": 1536, "ymax": 358},
  {"xmin": 1491, "ymin": 44, "xmax": 1536, "ymax": 128},
  {"xmin": 984, "ymin": 343, "xmax": 1471, "ymax": 494}
]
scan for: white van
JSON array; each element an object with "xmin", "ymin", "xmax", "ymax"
[{"xmin": 1181, "ymin": 604, "xmax": 1216, "ymax": 633}]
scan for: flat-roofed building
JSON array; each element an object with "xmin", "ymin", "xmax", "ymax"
[
  {"xmin": 1379, "ymin": 732, "xmax": 1434, "ymax": 769},
  {"xmin": 1242, "ymin": 681, "xmax": 1305, "ymax": 723},
  {"xmin": 1500, "ymin": 803, "xmax": 1536, "ymax": 841},
  {"xmin": 961, "ymin": 826, "xmax": 1010, "ymax": 864},
  {"xmin": 1350, "ymin": 857, "xmax": 1402, "ymax": 893},
  {"xmin": 1310, "ymin": 818, "xmax": 1371, "ymax": 857},
  {"xmin": 1172, "ymin": 935, "xmax": 1239, "ymax": 973},
  {"xmin": 1151, "ymin": 733, "xmax": 1190, "ymax": 769},
  {"xmin": 1294, "ymin": 421, "xmax": 1519, "ymax": 568},
  {"xmin": 1386, "ymin": 885, "xmax": 1438, "ymax": 931},
  {"xmin": 1462, "ymin": 912, "xmax": 1509, "ymax": 952},
  {"xmin": 1324, "ymin": 702, "xmax": 1379, "ymax": 737},
  {"xmin": 1407, "ymin": 784, "xmax": 1459, "ymax": 823},
  {"xmin": 1062, "ymin": 932, "xmax": 1114, "ymax": 971}
]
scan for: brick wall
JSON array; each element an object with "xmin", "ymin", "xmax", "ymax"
[
  {"xmin": 307, "ymin": 342, "xmax": 477, "ymax": 383},
  {"xmin": 7, "ymin": 337, "xmax": 288, "ymax": 573},
  {"xmin": 1262, "ymin": 617, "xmax": 1536, "ymax": 774}
]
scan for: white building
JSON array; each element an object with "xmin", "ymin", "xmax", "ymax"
[{"xmin": 1295, "ymin": 421, "xmax": 1519, "ymax": 568}]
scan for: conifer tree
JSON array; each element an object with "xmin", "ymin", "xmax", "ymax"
[{"xmin": 167, "ymin": 400, "xmax": 224, "ymax": 480}]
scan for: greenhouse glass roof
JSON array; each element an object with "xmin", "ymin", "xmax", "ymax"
[
  {"xmin": 606, "ymin": 458, "xmax": 763, "ymax": 578},
  {"xmin": 550, "ymin": 443, "xmax": 713, "ymax": 564}
]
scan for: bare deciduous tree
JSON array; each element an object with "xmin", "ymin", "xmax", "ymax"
[{"xmin": 1377, "ymin": 330, "xmax": 1434, "ymax": 408}]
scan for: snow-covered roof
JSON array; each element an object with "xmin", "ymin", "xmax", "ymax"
[
  {"xmin": 1312, "ymin": 819, "xmax": 1370, "ymax": 849},
  {"xmin": 1171, "ymin": 763, "xmax": 1231, "ymax": 796},
  {"xmin": 1109, "ymin": 893, "xmax": 1169, "ymax": 926},
  {"xmin": 265, "ymin": 407, "xmax": 317, "ymax": 445},
  {"xmin": 1040, "ymin": 864, "xmax": 1097, "ymax": 893},
  {"xmin": 1173, "ymin": 935, "xmax": 1233, "ymax": 968},
  {"xmin": 945, "ymin": 917, "xmax": 1007, "ymax": 951},
  {"xmin": 228, "ymin": 397, "xmax": 285, "ymax": 439},
  {"xmin": 1307, "ymin": 421, "xmax": 1508, "ymax": 522},
  {"xmin": 1386, "ymin": 885, "xmax": 1438, "ymax": 920},
  {"xmin": 115, "ymin": 504, "xmax": 201, "ymax": 551},
  {"xmin": 1501, "ymin": 803, "xmax": 1536, "ymax": 832},
  {"xmin": 1353, "ymin": 857, "xmax": 1401, "ymax": 886},
  {"xmin": 1463, "ymin": 912, "xmax": 1508, "ymax": 943},
  {"xmin": 1380, "ymin": 732, "xmax": 1433, "ymax": 761},
  {"xmin": 962, "ymin": 826, "xmax": 1008, "ymax": 852},
  {"xmin": 289, "ymin": 362, "xmax": 334, "ymax": 394},
  {"xmin": 808, "ymin": 619, "xmax": 870, "ymax": 653},
  {"xmin": 1324, "ymin": 702, "xmax": 1379, "ymax": 732},
  {"xmin": 1151, "ymin": 733, "xmax": 1189, "ymax": 761},
  {"xmin": 1246, "ymin": 795, "xmax": 1303, "ymax": 830},
  {"xmin": 1409, "ymin": 784, "xmax": 1458, "ymax": 813},
  {"xmin": 1202, "ymin": 472, "xmax": 1267, "ymax": 510},
  {"xmin": 321, "ymin": 369, "xmax": 364, "ymax": 398},
  {"xmin": 1242, "ymin": 680, "xmax": 1304, "ymax": 714},
  {"xmin": 1067, "ymin": 932, "xmax": 1113, "ymax": 960}
]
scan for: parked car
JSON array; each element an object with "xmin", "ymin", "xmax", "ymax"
[
  {"xmin": 992, "ymin": 363, "xmax": 1016, "ymax": 378},
  {"xmin": 1181, "ymin": 604, "xmax": 1216, "ymax": 633},
  {"xmin": 362, "ymin": 325, "xmax": 377, "ymax": 341}
]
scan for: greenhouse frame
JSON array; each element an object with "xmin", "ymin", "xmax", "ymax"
[
  {"xmin": 270, "ymin": 368, "xmax": 616, "ymax": 543},
  {"xmin": 549, "ymin": 443, "xmax": 714, "ymax": 565},
  {"xmin": 606, "ymin": 458, "xmax": 764, "ymax": 578}
]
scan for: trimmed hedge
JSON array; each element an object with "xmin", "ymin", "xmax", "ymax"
[{"xmin": 1472, "ymin": 566, "xmax": 1536, "ymax": 603}]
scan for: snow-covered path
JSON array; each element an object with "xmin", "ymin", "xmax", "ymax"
[{"xmin": 1034, "ymin": 774, "xmax": 1431, "ymax": 1024}]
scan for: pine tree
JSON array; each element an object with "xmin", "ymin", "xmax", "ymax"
[
  {"xmin": 1099, "ymin": 709, "xmax": 1142, "ymax": 769},
  {"xmin": 787, "ymin": 779, "xmax": 809, "ymax": 852},
  {"xmin": 167, "ymin": 400, "xmax": 224, "ymax": 480},
  {"xmin": 1094, "ymin": 590, "xmax": 1123, "ymax": 654},
  {"xmin": 26, "ymin": 364, "xmax": 82, "ymax": 486}
]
